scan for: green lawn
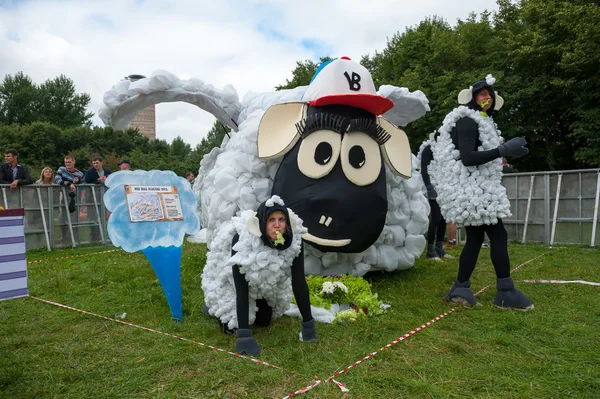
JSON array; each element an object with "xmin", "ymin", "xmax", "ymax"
[{"xmin": 1, "ymin": 242, "xmax": 599, "ymax": 398}]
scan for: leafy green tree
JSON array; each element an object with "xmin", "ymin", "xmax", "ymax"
[
  {"xmin": 0, "ymin": 72, "xmax": 92, "ymax": 128},
  {"xmin": 36, "ymin": 75, "xmax": 93, "ymax": 128},
  {"xmin": 170, "ymin": 136, "xmax": 191, "ymax": 159},
  {"xmin": 0, "ymin": 72, "xmax": 38, "ymax": 125}
]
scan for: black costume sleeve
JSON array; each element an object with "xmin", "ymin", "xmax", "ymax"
[
  {"xmin": 420, "ymin": 145, "xmax": 433, "ymax": 186},
  {"xmin": 454, "ymin": 118, "xmax": 501, "ymax": 167}
]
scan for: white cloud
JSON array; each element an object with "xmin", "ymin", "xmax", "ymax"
[{"xmin": 0, "ymin": 0, "xmax": 499, "ymax": 148}]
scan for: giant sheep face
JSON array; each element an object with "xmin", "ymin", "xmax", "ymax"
[{"xmin": 258, "ymin": 100, "xmax": 412, "ymax": 253}]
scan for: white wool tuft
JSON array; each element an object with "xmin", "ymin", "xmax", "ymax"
[
  {"xmin": 428, "ymin": 106, "xmax": 510, "ymax": 226},
  {"xmin": 265, "ymin": 195, "xmax": 284, "ymax": 207},
  {"xmin": 194, "ymin": 87, "xmax": 428, "ymax": 276},
  {"xmin": 485, "ymin": 74, "xmax": 496, "ymax": 86},
  {"xmin": 201, "ymin": 208, "xmax": 306, "ymax": 329}
]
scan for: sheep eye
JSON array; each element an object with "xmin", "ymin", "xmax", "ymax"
[
  {"xmin": 297, "ymin": 130, "xmax": 341, "ymax": 179},
  {"xmin": 341, "ymin": 132, "xmax": 382, "ymax": 186}
]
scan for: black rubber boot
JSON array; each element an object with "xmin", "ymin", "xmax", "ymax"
[
  {"xmin": 444, "ymin": 279, "xmax": 477, "ymax": 308},
  {"xmin": 494, "ymin": 277, "xmax": 534, "ymax": 311},
  {"xmin": 300, "ymin": 319, "xmax": 317, "ymax": 342},
  {"xmin": 235, "ymin": 329, "xmax": 261, "ymax": 356}
]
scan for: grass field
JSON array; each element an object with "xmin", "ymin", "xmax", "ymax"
[{"xmin": 1, "ymin": 242, "xmax": 599, "ymax": 398}]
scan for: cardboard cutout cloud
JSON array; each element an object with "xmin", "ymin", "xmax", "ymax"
[{"xmin": 103, "ymin": 170, "xmax": 200, "ymax": 320}]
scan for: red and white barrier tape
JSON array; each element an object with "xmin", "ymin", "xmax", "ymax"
[
  {"xmin": 282, "ymin": 377, "xmax": 322, "ymax": 398},
  {"xmin": 518, "ymin": 279, "xmax": 600, "ymax": 287},
  {"xmin": 283, "ymin": 253, "xmax": 548, "ymax": 398},
  {"xmin": 30, "ymin": 296, "xmax": 281, "ymax": 369},
  {"xmin": 28, "ymin": 249, "xmax": 121, "ymax": 264}
]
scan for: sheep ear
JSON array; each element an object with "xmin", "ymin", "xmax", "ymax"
[
  {"xmin": 458, "ymin": 88, "xmax": 472, "ymax": 105},
  {"xmin": 258, "ymin": 102, "xmax": 307, "ymax": 160},
  {"xmin": 287, "ymin": 209, "xmax": 297, "ymax": 232},
  {"xmin": 494, "ymin": 92, "xmax": 504, "ymax": 110},
  {"xmin": 378, "ymin": 117, "xmax": 412, "ymax": 179},
  {"xmin": 246, "ymin": 212, "xmax": 262, "ymax": 237}
]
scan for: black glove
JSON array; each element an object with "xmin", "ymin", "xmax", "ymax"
[
  {"xmin": 235, "ymin": 328, "xmax": 261, "ymax": 356},
  {"xmin": 300, "ymin": 319, "xmax": 317, "ymax": 342},
  {"xmin": 498, "ymin": 137, "xmax": 529, "ymax": 158},
  {"xmin": 426, "ymin": 184, "xmax": 437, "ymax": 200}
]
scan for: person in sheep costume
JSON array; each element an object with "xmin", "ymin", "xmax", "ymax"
[
  {"xmin": 201, "ymin": 194, "xmax": 314, "ymax": 356},
  {"xmin": 428, "ymin": 75, "xmax": 533, "ymax": 310},
  {"xmin": 417, "ymin": 131, "xmax": 453, "ymax": 261},
  {"xmin": 98, "ymin": 59, "xmax": 431, "ymax": 276}
]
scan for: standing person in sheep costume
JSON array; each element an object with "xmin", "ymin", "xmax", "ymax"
[
  {"xmin": 417, "ymin": 132, "xmax": 453, "ymax": 261},
  {"xmin": 98, "ymin": 58, "xmax": 431, "ymax": 276},
  {"xmin": 428, "ymin": 75, "xmax": 533, "ymax": 310},
  {"xmin": 201, "ymin": 194, "xmax": 315, "ymax": 356}
]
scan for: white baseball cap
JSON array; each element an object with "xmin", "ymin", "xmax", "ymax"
[{"xmin": 302, "ymin": 56, "xmax": 393, "ymax": 115}]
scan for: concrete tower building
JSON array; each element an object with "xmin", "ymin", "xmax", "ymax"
[{"xmin": 126, "ymin": 74, "xmax": 156, "ymax": 140}]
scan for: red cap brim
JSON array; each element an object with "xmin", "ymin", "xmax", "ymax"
[{"xmin": 308, "ymin": 94, "xmax": 393, "ymax": 115}]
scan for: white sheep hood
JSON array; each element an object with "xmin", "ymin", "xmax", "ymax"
[
  {"xmin": 428, "ymin": 106, "xmax": 511, "ymax": 226},
  {"xmin": 201, "ymin": 204, "xmax": 306, "ymax": 329}
]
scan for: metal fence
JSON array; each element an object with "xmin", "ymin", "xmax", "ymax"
[
  {"xmin": 0, "ymin": 184, "xmax": 108, "ymax": 251},
  {"xmin": 2, "ymin": 168, "xmax": 599, "ymax": 251},
  {"xmin": 502, "ymin": 169, "xmax": 600, "ymax": 246}
]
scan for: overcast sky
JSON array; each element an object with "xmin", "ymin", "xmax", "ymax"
[{"xmin": 0, "ymin": 0, "xmax": 499, "ymax": 147}]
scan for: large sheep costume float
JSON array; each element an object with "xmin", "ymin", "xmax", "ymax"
[{"xmin": 100, "ymin": 57, "xmax": 431, "ymax": 278}]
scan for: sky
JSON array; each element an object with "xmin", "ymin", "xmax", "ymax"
[{"xmin": 0, "ymin": 0, "xmax": 500, "ymax": 148}]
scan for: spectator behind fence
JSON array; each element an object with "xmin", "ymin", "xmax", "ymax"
[
  {"xmin": 84, "ymin": 156, "xmax": 111, "ymax": 185},
  {"xmin": 55, "ymin": 155, "xmax": 84, "ymax": 192},
  {"xmin": 502, "ymin": 157, "xmax": 514, "ymax": 174},
  {"xmin": 0, "ymin": 149, "xmax": 34, "ymax": 189},
  {"xmin": 84, "ymin": 156, "xmax": 111, "ymax": 243},
  {"xmin": 36, "ymin": 167, "xmax": 55, "ymax": 184},
  {"xmin": 55, "ymin": 155, "xmax": 84, "ymax": 246},
  {"xmin": 117, "ymin": 159, "xmax": 130, "ymax": 170}
]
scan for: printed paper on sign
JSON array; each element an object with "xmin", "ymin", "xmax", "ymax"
[{"xmin": 125, "ymin": 185, "xmax": 183, "ymax": 222}]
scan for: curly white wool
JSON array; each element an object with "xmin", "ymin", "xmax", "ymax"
[
  {"xmin": 201, "ymin": 207, "xmax": 306, "ymax": 329},
  {"xmin": 265, "ymin": 195, "xmax": 284, "ymax": 207},
  {"xmin": 193, "ymin": 88, "xmax": 429, "ymax": 276},
  {"xmin": 485, "ymin": 74, "xmax": 496, "ymax": 86},
  {"xmin": 428, "ymin": 106, "xmax": 511, "ymax": 226}
]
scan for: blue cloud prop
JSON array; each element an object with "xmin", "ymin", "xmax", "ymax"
[{"xmin": 103, "ymin": 170, "xmax": 200, "ymax": 321}]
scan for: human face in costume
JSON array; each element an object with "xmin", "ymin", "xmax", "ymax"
[
  {"xmin": 475, "ymin": 88, "xmax": 493, "ymax": 112},
  {"xmin": 266, "ymin": 210, "xmax": 287, "ymax": 241}
]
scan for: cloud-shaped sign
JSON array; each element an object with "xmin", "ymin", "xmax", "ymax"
[{"xmin": 104, "ymin": 170, "xmax": 200, "ymax": 252}]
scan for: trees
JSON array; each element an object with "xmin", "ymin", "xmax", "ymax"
[
  {"xmin": 0, "ymin": 72, "xmax": 38, "ymax": 126},
  {"xmin": 277, "ymin": 1, "xmax": 600, "ymax": 171},
  {"xmin": 0, "ymin": 72, "xmax": 93, "ymax": 128}
]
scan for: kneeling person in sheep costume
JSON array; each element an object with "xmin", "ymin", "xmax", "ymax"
[
  {"xmin": 201, "ymin": 195, "xmax": 315, "ymax": 356},
  {"xmin": 428, "ymin": 75, "xmax": 533, "ymax": 310}
]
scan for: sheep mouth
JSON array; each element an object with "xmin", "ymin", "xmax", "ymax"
[{"xmin": 302, "ymin": 233, "xmax": 351, "ymax": 247}]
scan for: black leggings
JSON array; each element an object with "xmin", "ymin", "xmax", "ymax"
[
  {"xmin": 457, "ymin": 219, "xmax": 510, "ymax": 283},
  {"xmin": 427, "ymin": 200, "xmax": 446, "ymax": 244},
  {"xmin": 232, "ymin": 244, "xmax": 312, "ymax": 329}
]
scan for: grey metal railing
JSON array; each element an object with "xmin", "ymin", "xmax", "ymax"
[
  {"xmin": 2, "ymin": 168, "xmax": 599, "ymax": 250},
  {"xmin": 0, "ymin": 184, "xmax": 109, "ymax": 251}
]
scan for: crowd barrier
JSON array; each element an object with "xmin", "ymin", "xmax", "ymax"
[{"xmin": 1, "ymin": 168, "xmax": 599, "ymax": 251}]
